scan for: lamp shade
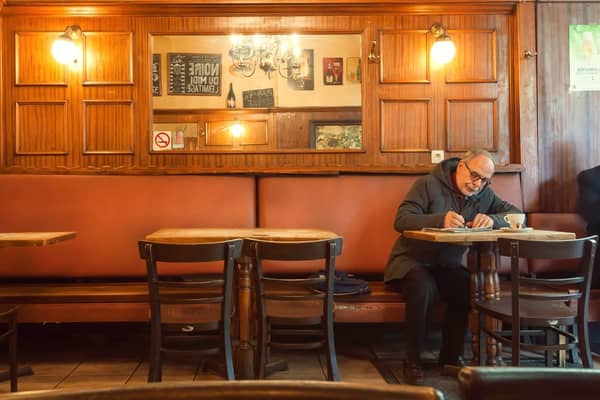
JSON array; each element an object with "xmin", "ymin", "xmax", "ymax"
[{"xmin": 431, "ymin": 37, "xmax": 456, "ymax": 65}]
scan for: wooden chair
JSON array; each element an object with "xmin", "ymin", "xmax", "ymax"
[
  {"xmin": 138, "ymin": 239, "xmax": 243, "ymax": 382},
  {"xmin": 474, "ymin": 236, "xmax": 598, "ymax": 367},
  {"xmin": 0, "ymin": 380, "xmax": 445, "ymax": 400},
  {"xmin": 248, "ymin": 238, "xmax": 343, "ymax": 381},
  {"xmin": 458, "ymin": 366, "xmax": 600, "ymax": 400},
  {"xmin": 0, "ymin": 305, "xmax": 19, "ymax": 392}
]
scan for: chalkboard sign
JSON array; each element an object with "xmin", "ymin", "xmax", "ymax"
[
  {"xmin": 168, "ymin": 53, "xmax": 222, "ymax": 96},
  {"xmin": 152, "ymin": 54, "xmax": 161, "ymax": 96},
  {"xmin": 242, "ymin": 88, "xmax": 275, "ymax": 108}
]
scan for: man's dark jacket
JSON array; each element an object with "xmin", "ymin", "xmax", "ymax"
[{"xmin": 384, "ymin": 157, "xmax": 522, "ymax": 282}]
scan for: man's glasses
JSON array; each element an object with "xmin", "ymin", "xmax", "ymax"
[{"xmin": 463, "ymin": 161, "xmax": 491, "ymax": 186}]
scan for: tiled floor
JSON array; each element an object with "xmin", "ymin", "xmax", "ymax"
[
  {"xmin": 0, "ymin": 322, "xmax": 392, "ymax": 394},
  {"xmin": 2, "ymin": 322, "xmax": 597, "ymax": 398}
]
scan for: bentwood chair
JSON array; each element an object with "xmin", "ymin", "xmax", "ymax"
[
  {"xmin": 248, "ymin": 237, "xmax": 343, "ymax": 381},
  {"xmin": 0, "ymin": 305, "xmax": 19, "ymax": 392},
  {"xmin": 0, "ymin": 380, "xmax": 445, "ymax": 400},
  {"xmin": 138, "ymin": 239, "xmax": 243, "ymax": 382},
  {"xmin": 474, "ymin": 236, "xmax": 598, "ymax": 367}
]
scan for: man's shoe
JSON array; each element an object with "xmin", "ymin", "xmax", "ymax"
[
  {"xmin": 438, "ymin": 355, "xmax": 465, "ymax": 368},
  {"xmin": 402, "ymin": 359, "xmax": 425, "ymax": 385}
]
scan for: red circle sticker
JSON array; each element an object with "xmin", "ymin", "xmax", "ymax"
[{"xmin": 154, "ymin": 132, "xmax": 171, "ymax": 149}]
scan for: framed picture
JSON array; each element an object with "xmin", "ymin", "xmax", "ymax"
[
  {"xmin": 288, "ymin": 49, "xmax": 315, "ymax": 91},
  {"xmin": 310, "ymin": 121, "xmax": 362, "ymax": 150},
  {"xmin": 322, "ymin": 57, "xmax": 343, "ymax": 85}
]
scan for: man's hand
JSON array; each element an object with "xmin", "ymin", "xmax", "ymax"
[
  {"xmin": 467, "ymin": 213, "xmax": 493, "ymax": 228},
  {"xmin": 444, "ymin": 210, "xmax": 466, "ymax": 228}
]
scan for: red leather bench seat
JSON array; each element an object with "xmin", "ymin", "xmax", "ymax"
[
  {"xmin": 0, "ymin": 175, "xmax": 256, "ymax": 278},
  {"xmin": 257, "ymin": 173, "xmax": 523, "ymax": 276}
]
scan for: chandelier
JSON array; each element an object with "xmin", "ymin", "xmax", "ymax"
[{"xmin": 229, "ymin": 34, "xmax": 303, "ymax": 80}]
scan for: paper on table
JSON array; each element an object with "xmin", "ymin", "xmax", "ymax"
[{"xmin": 421, "ymin": 227, "xmax": 493, "ymax": 233}]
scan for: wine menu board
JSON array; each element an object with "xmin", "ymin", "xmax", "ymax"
[{"xmin": 167, "ymin": 53, "xmax": 222, "ymax": 96}]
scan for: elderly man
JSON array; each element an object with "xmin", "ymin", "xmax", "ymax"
[{"xmin": 385, "ymin": 148, "xmax": 521, "ymax": 385}]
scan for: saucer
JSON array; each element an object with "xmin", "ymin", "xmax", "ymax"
[{"xmin": 500, "ymin": 227, "xmax": 533, "ymax": 232}]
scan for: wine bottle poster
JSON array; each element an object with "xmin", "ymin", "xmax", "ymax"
[
  {"xmin": 322, "ymin": 57, "xmax": 343, "ymax": 85},
  {"xmin": 346, "ymin": 57, "xmax": 361, "ymax": 83}
]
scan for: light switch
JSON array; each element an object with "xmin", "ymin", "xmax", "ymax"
[{"xmin": 431, "ymin": 150, "xmax": 445, "ymax": 164}]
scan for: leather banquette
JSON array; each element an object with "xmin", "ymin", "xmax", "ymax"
[{"xmin": 0, "ymin": 172, "xmax": 543, "ymax": 324}]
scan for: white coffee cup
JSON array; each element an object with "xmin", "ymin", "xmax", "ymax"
[{"xmin": 503, "ymin": 213, "xmax": 526, "ymax": 229}]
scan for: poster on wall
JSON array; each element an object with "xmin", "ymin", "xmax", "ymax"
[
  {"xmin": 322, "ymin": 57, "xmax": 343, "ymax": 85},
  {"xmin": 152, "ymin": 54, "xmax": 161, "ymax": 96},
  {"xmin": 287, "ymin": 49, "xmax": 314, "ymax": 91},
  {"xmin": 167, "ymin": 53, "xmax": 222, "ymax": 96},
  {"xmin": 569, "ymin": 24, "xmax": 600, "ymax": 91}
]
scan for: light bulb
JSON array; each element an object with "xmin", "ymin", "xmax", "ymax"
[
  {"xmin": 431, "ymin": 38, "xmax": 456, "ymax": 65},
  {"xmin": 230, "ymin": 122, "xmax": 244, "ymax": 138},
  {"xmin": 52, "ymin": 36, "xmax": 78, "ymax": 64}
]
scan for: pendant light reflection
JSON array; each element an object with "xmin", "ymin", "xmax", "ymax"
[
  {"xmin": 52, "ymin": 25, "xmax": 82, "ymax": 65},
  {"xmin": 429, "ymin": 23, "xmax": 456, "ymax": 65}
]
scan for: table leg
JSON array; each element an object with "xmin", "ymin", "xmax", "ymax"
[
  {"xmin": 235, "ymin": 256, "xmax": 254, "ymax": 379},
  {"xmin": 479, "ymin": 242, "xmax": 502, "ymax": 365},
  {"xmin": 467, "ymin": 245, "xmax": 482, "ymax": 366}
]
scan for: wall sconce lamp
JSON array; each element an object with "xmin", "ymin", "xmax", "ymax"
[
  {"xmin": 430, "ymin": 22, "xmax": 456, "ymax": 65},
  {"xmin": 51, "ymin": 25, "xmax": 82, "ymax": 65}
]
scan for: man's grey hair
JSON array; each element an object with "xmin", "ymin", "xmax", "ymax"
[{"xmin": 462, "ymin": 148, "xmax": 495, "ymax": 166}]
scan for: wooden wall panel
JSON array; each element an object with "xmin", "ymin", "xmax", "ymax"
[
  {"xmin": 537, "ymin": 2, "xmax": 600, "ymax": 212},
  {"xmin": 0, "ymin": 4, "xmax": 534, "ymax": 176},
  {"xmin": 446, "ymin": 98, "xmax": 497, "ymax": 151},
  {"xmin": 15, "ymin": 101, "xmax": 68, "ymax": 154},
  {"xmin": 15, "ymin": 32, "xmax": 66, "ymax": 85},
  {"xmin": 83, "ymin": 100, "xmax": 134, "ymax": 154},
  {"xmin": 379, "ymin": 30, "xmax": 429, "ymax": 83},
  {"xmin": 380, "ymin": 99, "xmax": 430, "ymax": 151},
  {"xmin": 83, "ymin": 32, "xmax": 133, "ymax": 85},
  {"xmin": 446, "ymin": 30, "xmax": 496, "ymax": 83}
]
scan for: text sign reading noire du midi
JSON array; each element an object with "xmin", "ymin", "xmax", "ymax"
[{"xmin": 167, "ymin": 53, "xmax": 222, "ymax": 96}]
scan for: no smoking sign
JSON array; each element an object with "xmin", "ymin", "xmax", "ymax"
[{"xmin": 152, "ymin": 131, "xmax": 172, "ymax": 151}]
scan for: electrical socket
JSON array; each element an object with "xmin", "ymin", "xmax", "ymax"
[{"xmin": 431, "ymin": 150, "xmax": 444, "ymax": 164}]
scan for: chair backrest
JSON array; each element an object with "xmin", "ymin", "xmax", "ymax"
[
  {"xmin": 138, "ymin": 239, "xmax": 243, "ymax": 323},
  {"xmin": 459, "ymin": 366, "xmax": 600, "ymax": 400},
  {"xmin": 248, "ymin": 237, "xmax": 344, "ymax": 313},
  {"xmin": 0, "ymin": 380, "xmax": 445, "ymax": 400},
  {"xmin": 497, "ymin": 235, "xmax": 598, "ymax": 324}
]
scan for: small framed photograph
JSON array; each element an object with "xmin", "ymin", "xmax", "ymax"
[
  {"xmin": 310, "ymin": 121, "xmax": 362, "ymax": 150},
  {"xmin": 322, "ymin": 57, "xmax": 343, "ymax": 85}
]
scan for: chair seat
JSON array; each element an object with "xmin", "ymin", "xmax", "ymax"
[{"xmin": 475, "ymin": 297, "xmax": 577, "ymax": 325}]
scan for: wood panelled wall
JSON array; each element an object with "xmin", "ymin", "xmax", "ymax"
[
  {"xmin": 537, "ymin": 1, "xmax": 600, "ymax": 212},
  {"xmin": 0, "ymin": 1, "xmax": 538, "ymax": 208}
]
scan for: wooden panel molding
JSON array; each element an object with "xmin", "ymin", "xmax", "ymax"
[
  {"xmin": 380, "ymin": 98, "xmax": 431, "ymax": 152},
  {"xmin": 379, "ymin": 30, "xmax": 429, "ymax": 83},
  {"xmin": 83, "ymin": 100, "xmax": 134, "ymax": 154},
  {"xmin": 446, "ymin": 29, "xmax": 497, "ymax": 83},
  {"xmin": 205, "ymin": 120, "xmax": 268, "ymax": 148},
  {"xmin": 15, "ymin": 32, "xmax": 67, "ymax": 85},
  {"xmin": 83, "ymin": 32, "xmax": 134, "ymax": 85},
  {"xmin": 15, "ymin": 101, "xmax": 68, "ymax": 155},
  {"xmin": 446, "ymin": 98, "xmax": 498, "ymax": 152}
]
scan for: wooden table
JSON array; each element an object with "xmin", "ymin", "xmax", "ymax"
[
  {"xmin": 0, "ymin": 231, "xmax": 77, "ymax": 388},
  {"xmin": 145, "ymin": 228, "xmax": 339, "ymax": 379},
  {"xmin": 0, "ymin": 232, "xmax": 77, "ymax": 248},
  {"xmin": 402, "ymin": 228, "xmax": 575, "ymax": 366}
]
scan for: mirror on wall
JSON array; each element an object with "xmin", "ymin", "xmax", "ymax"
[{"xmin": 150, "ymin": 34, "xmax": 362, "ymax": 153}]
